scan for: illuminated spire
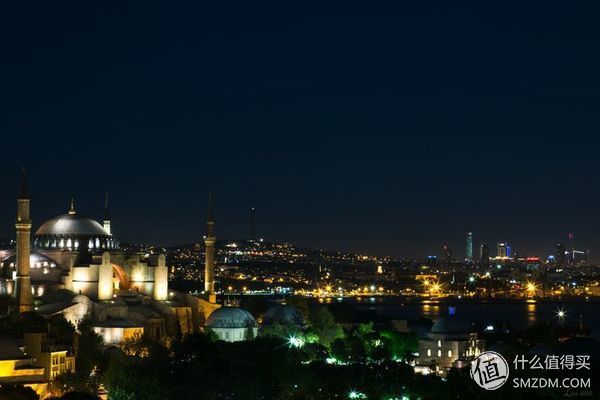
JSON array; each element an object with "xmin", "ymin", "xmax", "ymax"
[
  {"xmin": 15, "ymin": 169, "xmax": 33, "ymax": 312},
  {"xmin": 206, "ymin": 190, "xmax": 214, "ymax": 237},
  {"xmin": 103, "ymin": 192, "xmax": 112, "ymax": 235},
  {"xmin": 104, "ymin": 192, "xmax": 110, "ymax": 221},
  {"xmin": 19, "ymin": 167, "xmax": 28, "ymax": 199},
  {"xmin": 204, "ymin": 190, "xmax": 216, "ymax": 296},
  {"xmin": 69, "ymin": 198, "xmax": 76, "ymax": 215}
]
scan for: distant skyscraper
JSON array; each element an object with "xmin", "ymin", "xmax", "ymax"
[
  {"xmin": 497, "ymin": 242, "xmax": 510, "ymax": 258},
  {"xmin": 443, "ymin": 244, "xmax": 452, "ymax": 262},
  {"xmin": 555, "ymin": 243, "xmax": 566, "ymax": 265},
  {"xmin": 568, "ymin": 233, "xmax": 575, "ymax": 264},
  {"xmin": 465, "ymin": 232, "xmax": 473, "ymax": 262},
  {"xmin": 480, "ymin": 243, "xmax": 490, "ymax": 263}
]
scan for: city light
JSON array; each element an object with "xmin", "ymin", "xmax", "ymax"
[
  {"xmin": 348, "ymin": 390, "xmax": 367, "ymax": 399},
  {"xmin": 288, "ymin": 335, "xmax": 305, "ymax": 348},
  {"xmin": 526, "ymin": 281, "xmax": 538, "ymax": 295},
  {"xmin": 428, "ymin": 281, "xmax": 443, "ymax": 295}
]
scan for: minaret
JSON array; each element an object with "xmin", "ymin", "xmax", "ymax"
[
  {"xmin": 204, "ymin": 191, "xmax": 216, "ymax": 299},
  {"xmin": 15, "ymin": 169, "xmax": 33, "ymax": 312},
  {"xmin": 103, "ymin": 192, "xmax": 111, "ymax": 235},
  {"xmin": 250, "ymin": 180, "xmax": 256, "ymax": 240}
]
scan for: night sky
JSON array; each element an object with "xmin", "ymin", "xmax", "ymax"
[{"xmin": 1, "ymin": 2, "xmax": 600, "ymax": 258}]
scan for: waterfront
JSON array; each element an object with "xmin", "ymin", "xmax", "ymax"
[{"xmin": 338, "ymin": 297, "xmax": 600, "ymax": 338}]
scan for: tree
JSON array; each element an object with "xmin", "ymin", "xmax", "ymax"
[
  {"xmin": 380, "ymin": 330, "xmax": 418, "ymax": 361},
  {"xmin": 75, "ymin": 318, "xmax": 104, "ymax": 376},
  {"xmin": 308, "ymin": 307, "xmax": 344, "ymax": 347},
  {"xmin": 330, "ymin": 335, "xmax": 366, "ymax": 363},
  {"xmin": 260, "ymin": 322, "xmax": 301, "ymax": 340},
  {"xmin": 48, "ymin": 315, "xmax": 76, "ymax": 345},
  {"xmin": 0, "ymin": 385, "xmax": 39, "ymax": 400},
  {"xmin": 102, "ymin": 349, "xmax": 170, "ymax": 400}
]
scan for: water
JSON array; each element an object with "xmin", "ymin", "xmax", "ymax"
[{"xmin": 334, "ymin": 297, "xmax": 600, "ymax": 338}]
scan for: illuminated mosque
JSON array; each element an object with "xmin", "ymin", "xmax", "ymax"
[{"xmin": 0, "ymin": 171, "xmax": 260, "ymax": 345}]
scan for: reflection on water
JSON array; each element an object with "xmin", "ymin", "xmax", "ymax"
[
  {"xmin": 422, "ymin": 304, "xmax": 441, "ymax": 318},
  {"xmin": 343, "ymin": 298, "xmax": 600, "ymax": 338},
  {"xmin": 527, "ymin": 301, "xmax": 537, "ymax": 324}
]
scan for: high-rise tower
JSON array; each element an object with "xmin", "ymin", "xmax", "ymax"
[
  {"xmin": 15, "ymin": 169, "xmax": 33, "ymax": 312},
  {"xmin": 497, "ymin": 242, "xmax": 509, "ymax": 259},
  {"xmin": 204, "ymin": 191, "xmax": 216, "ymax": 297},
  {"xmin": 480, "ymin": 242, "xmax": 490, "ymax": 264},
  {"xmin": 465, "ymin": 232, "xmax": 473, "ymax": 262},
  {"xmin": 568, "ymin": 233, "xmax": 575, "ymax": 264},
  {"xmin": 555, "ymin": 243, "xmax": 566, "ymax": 265},
  {"xmin": 103, "ymin": 192, "xmax": 111, "ymax": 235}
]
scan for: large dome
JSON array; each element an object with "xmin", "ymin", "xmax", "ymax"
[
  {"xmin": 262, "ymin": 305, "xmax": 304, "ymax": 326},
  {"xmin": 36, "ymin": 213, "xmax": 108, "ymax": 237},
  {"xmin": 205, "ymin": 307, "xmax": 257, "ymax": 329},
  {"xmin": 33, "ymin": 203, "xmax": 118, "ymax": 251}
]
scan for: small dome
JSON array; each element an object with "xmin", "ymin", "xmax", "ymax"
[
  {"xmin": 36, "ymin": 213, "xmax": 108, "ymax": 237},
  {"xmin": 431, "ymin": 317, "xmax": 473, "ymax": 334},
  {"xmin": 71, "ymin": 294, "xmax": 92, "ymax": 306},
  {"xmin": 263, "ymin": 305, "xmax": 304, "ymax": 326},
  {"xmin": 205, "ymin": 307, "xmax": 257, "ymax": 329},
  {"xmin": 0, "ymin": 251, "xmax": 58, "ymax": 269}
]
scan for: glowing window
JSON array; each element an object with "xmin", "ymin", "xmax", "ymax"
[
  {"xmin": 437, "ymin": 350, "xmax": 441, "ymax": 357},
  {"xmin": 448, "ymin": 350, "xmax": 452, "ymax": 357},
  {"xmin": 427, "ymin": 349, "xmax": 431, "ymax": 357},
  {"xmin": 437, "ymin": 340, "xmax": 441, "ymax": 347}
]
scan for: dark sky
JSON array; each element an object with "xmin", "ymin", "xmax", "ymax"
[{"xmin": 1, "ymin": 1, "xmax": 599, "ymax": 258}]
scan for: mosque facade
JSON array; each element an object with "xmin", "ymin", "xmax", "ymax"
[{"xmin": 0, "ymin": 171, "xmax": 264, "ymax": 346}]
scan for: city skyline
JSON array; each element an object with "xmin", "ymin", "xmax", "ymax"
[
  {"xmin": 0, "ymin": 3, "xmax": 598, "ymax": 399},
  {"xmin": 2, "ymin": 2, "xmax": 600, "ymax": 257},
  {"xmin": 0, "ymin": 178, "xmax": 593, "ymax": 260}
]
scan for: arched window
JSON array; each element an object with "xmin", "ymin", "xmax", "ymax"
[
  {"xmin": 448, "ymin": 350, "xmax": 452, "ymax": 357},
  {"xmin": 66, "ymin": 238, "xmax": 72, "ymax": 248},
  {"xmin": 88, "ymin": 239, "xmax": 93, "ymax": 249},
  {"xmin": 95, "ymin": 238, "xmax": 100, "ymax": 248},
  {"xmin": 437, "ymin": 350, "xmax": 441, "ymax": 357},
  {"xmin": 59, "ymin": 239, "xmax": 64, "ymax": 248},
  {"xmin": 437, "ymin": 340, "xmax": 442, "ymax": 347},
  {"xmin": 427, "ymin": 349, "xmax": 431, "ymax": 357}
]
